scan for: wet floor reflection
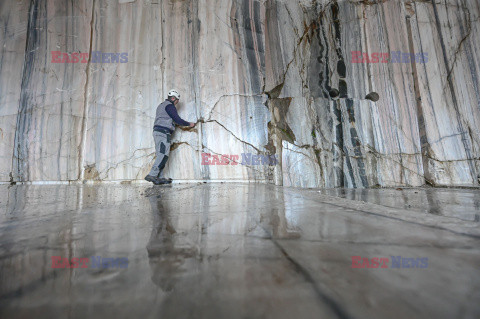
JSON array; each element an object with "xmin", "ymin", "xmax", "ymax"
[
  {"xmin": 147, "ymin": 191, "xmax": 199, "ymax": 292},
  {"xmin": 316, "ymin": 187, "xmax": 480, "ymax": 221},
  {"xmin": 0, "ymin": 183, "xmax": 479, "ymax": 318},
  {"xmin": 141, "ymin": 184, "xmax": 334, "ymax": 318}
]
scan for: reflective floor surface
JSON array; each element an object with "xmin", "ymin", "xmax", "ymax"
[{"xmin": 0, "ymin": 183, "xmax": 479, "ymax": 319}]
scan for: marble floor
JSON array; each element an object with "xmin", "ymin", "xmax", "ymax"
[{"xmin": 0, "ymin": 183, "xmax": 479, "ymax": 319}]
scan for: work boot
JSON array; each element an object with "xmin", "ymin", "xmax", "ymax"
[
  {"xmin": 145, "ymin": 175, "xmax": 162, "ymax": 185},
  {"xmin": 157, "ymin": 178, "xmax": 172, "ymax": 184}
]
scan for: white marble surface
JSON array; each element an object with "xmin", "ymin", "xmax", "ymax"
[{"xmin": 0, "ymin": 0, "xmax": 479, "ymax": 187}]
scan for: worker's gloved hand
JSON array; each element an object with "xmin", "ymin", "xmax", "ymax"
[{"xmin": 189, "ymin": 122, "xmax": 195, "ymax": 128}]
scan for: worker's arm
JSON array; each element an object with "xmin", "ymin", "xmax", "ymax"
[{"xmin": 165, "ymin": 103, "xmax": 191, "ymax": 126}]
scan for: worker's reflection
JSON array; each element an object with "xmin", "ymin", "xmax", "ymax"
[
  {"xmin": 146, "ymin": 189, "xmax": 198, "ymax": 292},
  {"xmin": 265, "ymin": 189, "xmax": 301, "ymax": 240},
  {"xmin": 268, "ymin": 208, "xmax": 301, "ymax": 239}
]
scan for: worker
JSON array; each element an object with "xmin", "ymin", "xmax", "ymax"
[{"xmin": 145, "ymin": 89, "xmax": 195, "ymax": 185}]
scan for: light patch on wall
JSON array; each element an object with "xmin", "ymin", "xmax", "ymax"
[{"xmin": 119, "ymin": 0, "xmax": 135, "ymax": 3}]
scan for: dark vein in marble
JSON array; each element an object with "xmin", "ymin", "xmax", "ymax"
[{"xmin": 269, "ymin": 235, "xmax": 354, "ymax": 319}]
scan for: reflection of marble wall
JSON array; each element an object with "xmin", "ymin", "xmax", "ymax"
[{"xmin": 1, "ymin": 0, "xmax": 479, "ymax": 187}]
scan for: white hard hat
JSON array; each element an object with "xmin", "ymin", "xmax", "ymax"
[{"xmin": 168, "ymin": 89, "xmax": 180, "ymax": 99}]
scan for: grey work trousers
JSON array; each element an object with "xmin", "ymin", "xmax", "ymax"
[{"xmin": 148, "ymin": 131, "xmax": 171, "ymax": 178}]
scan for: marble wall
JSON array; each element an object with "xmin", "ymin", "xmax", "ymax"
[{"xmin": 1, "ymin": 0, "xmax": 479, "ymax": 187}]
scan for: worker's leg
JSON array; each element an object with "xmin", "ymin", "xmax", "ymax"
[
  {"xmin": 157, "ymin": 132, "xmax": 171, "ymax": 179},
  {"xmin": 148, "ymin": 131, "xmax": 171, "ymax": 178}
]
